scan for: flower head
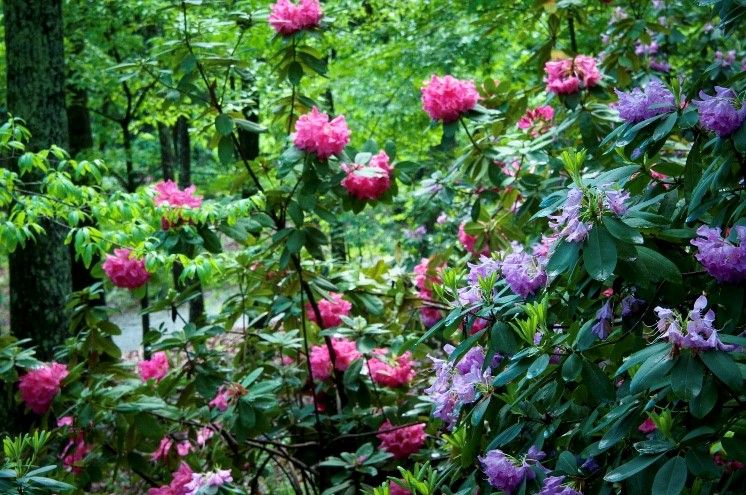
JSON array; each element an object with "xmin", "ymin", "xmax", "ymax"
[
  {"xmin": 421, "ymin": 75, "xmax": 480, "ymax": 122},
  {"xmin": 185, "ymin": 469, "xmax": 232, "ymax": 495},
  {"xmin": 306, "ymin": 292, "xmax": 352, "ymax": 328},
  {"xmin": 479, "ymin": 449, "xmax": 533, "ymax": 494},
  {"xmin": 154, "ymin": 180, "xmax": 202, "ymax": 209},
  {"xmin": 537, "ymin": 475, "xmax": 583, "ymax": 495},
  {"xmin": 389, "ymin": 481, "xmax": 412, "ymax": 495},
  {"xmin": 293, "ymin": 107, "xmax": 351, "ymax": 159},
  {"xmin": 458, "ymin": 222, "xmax": 489, "ymax": 256},
  {"xmin": 501, "ymin": 243, "xmax": 547, "ymax": 298},
  {"xmin": 377, "ymin": 421, "xmax": 427, "ymax": 459},
  {"xmin": 209, "ymin": 386, "xmax": 231, "ymax": 411},
  {"xmin": 309, "ymin": 337, "xmax": 361, "ymax": 381},
  {"xmin": 269, "ymin": 0, "xmax": 322, "ymax": 35},
  {"xmin": 614, "ymin": 80, "xmax": 675, "ymax": 123},
  {"xmin": 544, "ymin": 56, "xmax": 601, "ymax": 95},
  {"xmin": 518, "ymin": 105, "xmax": 555, "ymax": 137},
  {"xmin": 654, "ymin": 295, "xmax": 736, "ymax": 351},
  {"xmin": 691, "ymin": 225, "xmax": 746, "ymax": 283},
  {"xmin": 592, "ymin": 299, "xmax": 614, "ymax": 340},
  {"xmin": 692, "ymin": 86, "xmax": 746, "ymax": 137},
  {"xmin": 340, "ymin": 151, "xmax": 393, "ymax": 200},
  {"xmin": 18, "ymin": 362, "xmax": 68, "ymax": 414},
  {"xmin": 368, "ymin": 350, "xmax": 415, "ymax": 388},
  {"xmin": 138, "ymin": 352, "xmax": 170, "ymax": 382},
  {"xmin": 549, "ymin": 188, "xmax": 590, "ymax": 242},
  {"xmin": 148, "ymin": 462, "xmax": 193, "ymax": 495},
  {"xmin": 61, "ymin": 433, "xmax": 90, "ymax": 474},
  {"xmin": 638, "ymin": 417, "xmax": 657, "ymax": 434},
  {"xmin": 102, "ymin": 248, "xmax": 150, "ymax": 289}
]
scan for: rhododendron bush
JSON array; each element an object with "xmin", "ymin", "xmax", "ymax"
[{"xmin": 1, "ymin": 1, "xmax": 745, "ymax": 495}]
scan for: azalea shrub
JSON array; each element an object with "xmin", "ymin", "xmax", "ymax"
[{"xmin": 1, "ymin": 1, "xmax": 746, "ymax": 495}]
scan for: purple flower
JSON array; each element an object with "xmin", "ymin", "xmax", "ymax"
[
  {"xmin": 621, "ymin": 294, "xmax": 645, "ymax": 317},
  {"xmin": 185, "ymin": 469, "xmax": 233, "ymax": 495},
  {"xmin": 550, "ymin": 188, "xmax": 590, "ymax": 243},
  {"xmin": 715, "ymin": 50, "xmax": 736, "ymax": 67},
  {"xmin": 405, "ymin": 225, "xmax": 427, "ymax": 240},
  {"xmin": 635, "ymin": 41, "xmax": 659, "ymax": 56},
  {"xmin": 479, "ymin": 449, "xmax": 533, "ymax": 494},
  {"xmin": 580, "ymin": 457, "xmax": 600, "ymax": 472},
  {"xmin": 458, "ymin": 286, "xmax": 483, "ymax": 306},
  {"xmin": 691, "ymin": 225, "xmax": 746, "ymax": 283},
  {"xmin": 501, "ymin": 243, "xmax": 548, "ymax": 298},
  {"xmin": 466, "ymin": 255, "xmax": 501, "ymax": 285},
  {"xmin": 654, "ymin": 295, "xmax": 736, "ymax": 351},
  {"xmin": 650, "ymin": 58, "xmax": 670, "ymax": 73},
  {"xmin": 692, "ymin": 86, "xmax": 746, "ymax": 137},
  {"xmin": 603, "ymin": 187, "xmax": 630, "ymax": 216},
  {"xmin": 614, "ymin": 80, "xmax": 675, "ymax": 123},
  {"xmin": 592, "ymin": 299, "xmax": 614, "ymax": 340},
  {"xmin": 537, "ymin": 476, "xmax": 583, "ymax": 495}
]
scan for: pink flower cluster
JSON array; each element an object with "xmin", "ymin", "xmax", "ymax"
[
  {"xmin": 61, "ymin": 432, "xmax": 90, "ymax": 474},
  {"xmin": 209, "ymin": 386, "xmax": 231, "ymax": 411},
  {"xmin": 268, "ymin": 0, "xmax": 322, "ymax": 36},
  {"xmin": 151, "ymin": 435, "xmax": 193, "ymax": 462},
  {"xmin": 368, "ymin": 350, "xmax": 415, "ymax": 388},
  {"xmin": 376, "ymin": 421, "xmax": 427, "ymax": 459},
  {"xmin": 458, "ymin": 222, "xmax": 490, "ymax": 256},
  {"xmin": 420, "ymin": 75, "xmax": 480, "ymax": 122},
  {"xmin": 102, "ymin": 248, "xmax": 150, "ymax": 289},
  {"xmin": 544, "ymin": 55, "xmax": 601, "ymax": 95},
  {"xmin": 185, "ymin": 469, "xmax": 233, "ymax": 495},
  {"xmin": 309, "ymin": 337, "xmax": 361, "ymax": 381},
  {"xmin": 148, "ymin": 462, "xmax": 193, "ymax": 495},
  {"xmin": 517, "ymin": 105, "xmax": 555, "ymax": 137},
  {"xmin": 18, "ymin": 362, "xmax": 69, "ymax": 414},
  {"xmin": 293, "ymin": 107, "xmax": 351, "ymax": 160},
  {"xmin": 138, "ymin": 351, "xmax": 170, "ymax": 382},
  {"xmin": 306, "ymin": 292, "xmax": 352, "ymax": 328},
  {"xmin": 389, "ymin": 481, "xmax": 412, "ymax": 495},
  {"xmin": 413, "ymin": 257, "xmax": 444, "ymax": 328},
  {"xmin": 340, "ymin": 151, "xmax": 393, "ymax": 200},
  {"xmin": 154, "ymin": 180, "xmax": 202, "ymax": 209}
]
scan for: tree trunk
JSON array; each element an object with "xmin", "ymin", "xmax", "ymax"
[
  {"xmin": 4, "ymin": 0, "xmax": 72, "ymax": 359},
  {"xmin": 158, "ymin": 121, "xmax": 175, "ymax": 181}
]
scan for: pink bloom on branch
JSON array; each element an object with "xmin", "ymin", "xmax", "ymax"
[
  {"xmin": 102, "ymin": 248, "xmax": 150, "ymax": 289},
  {"xmin": 138, "ymin": 351, "xmax": 170, "ymax": 382},
  {"xmin": 517, "ymin": 105, "xmax": 555, "ymax": 137},
  {"xmin": 209, "ymin": 387, "xmax": 231, "ymax": 411},
  {"xmin": 293, "ymin": 107, "xmax": 350, "ymax": 160},
  {"xmin": 61, "ymin": 433, "xmax": 90, "ymax": 474},
  {"xmin": 306, "ymin": 292, "xmax": 352, "ymax": 328},
  {"xmin": 390, "ymin": 481, "xmax": 412, "ymax": 495},
  {"xmin": 154, "ymin": 180, "xmax": 202, "ymax": 209},
  {"xmin": 148, "ymin": 462, "xmax": 193, "ymax": 495},
  {"xmin": 57, "ymin": 415, "xmax": 74, "ymax": 427},
  {"xmin": 309, "ymin": 338, "xmax": 361, "ymax": 381},
  {"xmin": 341, "ymin": 151, "xmax": 394, "ymax": 200},
  {"xmin": 638, "ymin": 417, "xmax": 657, "ymax": 434},
  {"xmin": 151, "ymin": 437, "xmax": 173, "ymax": 462},
  {"xmin": 420, "ymin": 75, "xmax": 480, "ymax": 122},
  {"xmin": 368, "ymin": 350, "xmax": 415, "ymax": 388},
  {"xmin": 18, "ymin": 362, "xmax": 69, "ymax": 415},
  {"xmin": 268, "ymin": 0, "xmax": 322, "ymax": 36},
  {"xmin": 185, "ymin": 469, "xmax": 233, "ymax": 495},
  {"xmin": 544, "ymin": 55, "xmax": 601, "ymax": 95},
  {"xmin": 377, "ymin": 421, "xmax": 427, "ymax": 459},
  {"xmin": 458, "ymin": 222, "xmax": 489, "ymax": 256}
]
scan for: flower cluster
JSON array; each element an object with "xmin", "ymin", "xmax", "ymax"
[
  {"xmin": 715, "ymin": 50, "xmax": 736, "ymax": 67},
  {"xmin": 368, "ymin": 349, "xmax": 415, "ymax": 388},
  {"xmin": 18, "ymin": 362, "xmax": 68, "ymax": 414},
  {"xmin": 537, "ymin": 476, "xmax": 583, "ymax": 495},
  {"xmin": 154, "ymin": 180, "xmax": 203, "ymax": 209},
  {"xmin": 458, "ymin": 222, "xmax": 489, "ymax": 256},
  {"xmin": 340, "ymin": 151, "xmax": 393, "ymax": 200},
  {"xmin": 413, "ymin": 257, "xmax": 444, "ymax": 328},
  {"xmin": 138, "ymin": 351, "xmax": 170, "ymax": 382},
  {"xmin": 309, "ymin": 337, "xmax": 361, "ymax": 381},
  {"xmin": 376, "ymin": 421, "xmax": 427, "ymax": 459},
  {"xmin": 614, "ymin": 79, "xmax": 675, "ymax": 123},
  {"xmin": 268, "ymin": 0, "xmax": 322, "ymax": 36},
  {"xmin": 603, "ymin": 187, "xmax": 630, "ymax": 216},
  {"xmin": 518, "ymin": 105, "xmax": 555, "ymax": 137},
  {"xmin": 389, "ymin": 481, "xmax": 411, "ymax": 495},
  {"xmin": 544, "ymin": 56, "xmax": 601, "ymax": 95},
  {"xmin": 549, "ymin": 188, "xmax": 590, "ymax": 242},
  {"xmin": 293, "ymin": 107, "xmax": 351, "ymax": 159},
  {"xmin": 655, "ymin": 295, "xmax": 736, "ymax": 351},
  {"xmin": 148, "ymin": 462, "xmax": 193, "ymax": 495},
  {"xmin": 692, "ymin": 86, "xmax": 746, "ymax": 137},
  {"xmin": 152, "ymin": 435, "xmax": 193, "ymax": 462},
  {"xmin": 690, "ymin": 225, "xmax": 746, "ymax": 283},
  {"xmin": 61, "ymin": 432, "xmax": 90, "ymax": 474},
  {"xmin": 306, "ymin": 292, "xmax": 352, "ymax": 328},
  {"xmin": 592, "ymin": 299, "xmax": 614, "ymax": 340},
  {"xmin": 420, "ymin": 75, "xmax": 480, "ymax": 122},
  {"xmin": 479, "ymin": 449, "xmax": 534, "ymax": 494},
  {"xmin": 209, "ymin": 386, "xmax": 231, "ymax": 411},
  {"xmin": 184, "ymin": 469, "xmax": 232, "ymax": 495},
  {"xmin": 102, "ymin": 248, "xmax": 150, "ymax": 289},
  {"xmin": 501, "ymin": 243, "xmax": 548, "ymax": 298}
]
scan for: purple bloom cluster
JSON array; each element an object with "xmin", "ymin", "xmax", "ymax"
[
  {"xmin": 654, "ymin": 295, "xmax": 736, "ymax": 351},
  {"xmin": 502, "ymin": 243, "xmax": 548, "ymax": 298},
  {"xmin": 424, "ymin": 345, "xmax": 491, "ymax": 428},
  {"xmin": 691, "ymin": 225, "xmax": 746, "ymax": 283},
  {"xmin": 458, "ymin": 255, "xmax": 501, "ymax": 306},
  {"xmin": 592, "ymin": 299, "xmax": 614, "ymax": 340},
  {"xmin": 603, "ymin": 187, "xmax": 630, "ymax": 216},
  {"xmin": 621, "ymin": 294, "xmax": 645, "ymax": 317},
  {"xmin": 479, "ymin": 449, "xmax": 534, "ymax": 494},
  {"xmin": 614, "ymin": 80, "xmax": 675, "ymax": 123},
  {"xmin": 550, "ymin": 188, "xmax": 590, "ymax": 243},
  {"xmin": 538, "ymin": 476, "xmax": 583, "ymax": 495},
  {"xmin": 692, "ymin": 86, "xmax": 746, "ymax": 137}
]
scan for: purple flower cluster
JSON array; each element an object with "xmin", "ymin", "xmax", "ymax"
[
  {"xmin": 621, "ymin": 294, "xmax": 645, "ymax": 317},
  {"xmin": 654, "ymin": 295, "xmax": 736, "ymax": 351},
  {"xmin": 691, "ymin": 225, "xmax": 746, "ymax": 283},
  {"xmin": 692, "ymin": 86, "xmax": 746, "ymax": 137},
  {"xmin": 550, "ymin": 188, "xmax": 590, "ymax": 243},
  {"xmin": 538, "ymin": 476, "xmax": 583, "ymax": 495},
  {"xmin": 479, "ymin": 449, "xmax": 534, "ymax": 494},
  {"xmin": 424, "ymin": 345, "xmax": 491, "ymax": 428},
  {"xmin": 603, "ymin": 187, "xmax": 630, "ymax": 216},
  {"xmin": 458, "ymin": 255, "xmax": 501, "ymax": 305},
  {"xmin": 614, "ymin": 80, "xmax": 675, "ymax": 123},
  {"xmin": 592, "ymin": 299, "xmax": 614, "ymax": 340},
  {"xmin": 502, "ymin": 243, "xmax": 548, "ymax": 298}
]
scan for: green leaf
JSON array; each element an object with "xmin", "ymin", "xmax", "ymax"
[
  {"xmin": 603, "ymin": 216, "xmax": 643, "ymax": 244},
  {"xmin": 556, "ymin": 451, "xmax": 578, "ymax": 475},
  {"xmin": 670, "ymin": 353, "xmax": 704, "ymax": 400},
  {"xmin": 547, "ymin": 239, "xmax": 580, "ymax": 276},
  {"xmin": 583, "ymin": 226, "xmax": 617, "ymax": 281},
  {"xmin": 689, "ymin": 378, "xmax": 717, "ymax": 418},
  {"xmin": 581, "ymin": 360, "xmax": 614, "ymax": 402},
  {"xmin": 218, "ymin": 135, "xmax": 234, "ymax": 165},
  {"xmin": 287, "ymin": 61, "xmax": 304, "ymax": 86},
  {"xmin": 652, "ymin": 456, "xmax": 686, "ymax": 495},
  {"xmin": 700, "ymin": 351, "xmax": 742, "ymax": 390},
  {"xmin": 604, "ymin": 454, "xmax": 664, "ymax": 482},
  {"xmin": 215, "ymin": 114, "xmax": 233, "ymax": 136},
  {"xmin": 733, "ymin": 121, "xmax": 746, "ymax": 154},
  {"xmin": 562, "ymin": 353, "xmax": 581, "ymax": 382},
  {"xmin": 635, "ymin": 246, "xmax": 682, "ymax": 284},
  {"xmin": 652, "ymin": 112, "xmax": 678, "ymax": 141},
  {"xmin": 630, "ymin": 352, "xmax": 675, "ymax": 393},
  {"xmin": 526, "ymin": 354, "xmax": 550, "ymax": 379}
]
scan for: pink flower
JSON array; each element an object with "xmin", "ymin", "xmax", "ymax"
[
  {"xmin": 102, "ymin": 248, "xmax": 150, "ymax": 289},
  {"xmin": 268, "ymin": 0, "xmax": 322, "ymax": 36},
  {"xmin": 196, "ymin": 427, "xmax": 214, "ymax": 448},
  {"xmin": 176, "ymin": 440, "xmax": 193, "ymax": 457},
  {"xmin": 638, "ymin": 417, "xmax": 657, "ymax": 434},
  {"xmin": 148, "ymin": 462, "xmax": 194, "ymax": 495},
  {"xmin": 309, "ymin": 338, "xmax": 361, "ymax": 381},
  {"xmin": 293, "ymin": 107, "xmax": 350, "ymax": 160},
  {"xmin": 340, "ymin": 151, "xmax": 393, "ymax": 200},
  {"xmin": 18, "ymin": 362, "xmax": 69, "ymax": 414},
  {"xmin": 138, "ymin": 352, "xmax": 170, "ymax": 382},
  {"xmin": 419, "ymin": 305, "xmax": 443, "ymax": 328},
  {"xmin": 389, "ymin": 481, "xmax": 412, "ymax": 495},
  {"xmin": 61, "ymin": 433, "xmax": 90, "ymax": 474},
  {"xmin": 467, "ymin": 316, "xmax": 490, "ymax": 335},
  {"xmin": 458, "ymin": 222, "xmax": 489, "ymax": 256},
  {"xmin": 306, "ymin": 292, "xmax": 352, "ymax": 328},
  {"xmin": 421, "ymin": 75, "xmax": 480, "ymax": 122},
  {"xmin": 517, "ymin": 105, "xmax": 555, "ymax": 137},
  {"xmin": 154, "ymin": 180, "xmax": 202, "ymax": 209},
  {"xmin": 151, "ymin": 437, "xmax": 173, "ymax": 462},
  {"xmin": 544, "ymin": 55, "xmax": 601, "ymax": 95},
  {"xmin": 185, "ymin": 469, "xmax": 233, "ymax": 495},
  {"xmin": 368, "ymin": 350, "xmax": 415, "ymax": 388},
  {"xmin": 57, "ymin": 415, "xmax": 74, "ymax": 427},
  {"xmin": 377, "ymin": 421, "xmax": 427, "ymax": 459},
  {"xmin": 209, "ymin": 387, "xmax": 231, "ymax": 411}
]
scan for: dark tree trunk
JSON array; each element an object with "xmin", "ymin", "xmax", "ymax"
[
  {"xmin": 158, "ymin": 121, "xmax": 175, "ymax": 181},
  {"xmin": 122, "ymin": 122, "xmax": 135, "ymax": 192},
  {"xmin": 67, "ymin": 86, "xmax": 93, "ymax": 156},
  {"xmin": 4, "ymin": 0, "xmax": 72, "ymax": 359}
]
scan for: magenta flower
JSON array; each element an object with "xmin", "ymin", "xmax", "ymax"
[
  {"xmin": 420, "ymin": 75, "xmax": 480, "ymax": 122},
  {"xmin": 340, "ymin": 151, "xmax": 393, "ymax": 200},
  {"xmin": 458, "ymin": 222, "xmax": 490, "ymax": 256},
  {"xmin": 377, "ymin": 421, "xmax": 427, "ymax": 459},
  {"xmin": 147, "ymin": 462, "xmax": 193, "ymax": 495},
  {"xmin": 138, "ymin": 351, "xmax": 170, "ymax": 382},
  {"xmin": 102, "ymin": 248, "xmax": 150, "ymax": 289},
  {"xmin": 306, "ymin": 292, "xmax": 352, "ymax": 328},
  {"xmin": 638, "ymin": 417, "xmax": 657, "ymax": 434},
  {"xmin": 268, "ymin": 0, "xmax": 322, "ymax": 35},
  {"xmin": 614, "ymin": 79, "xmax": 675, "ymax": 123},
  {"xmin": 691, "ymin": 225, "xmax": 746, "ymax": 283},
  {"xmin": 309, "ymin": 337, "xmax": 361, "ymax": 381},
  {"xmin": 154, "ymin": 180, "xmax": 202, "ymax": 209},
  {"xmin": 518, "ymin": 105, "xmax": 555, "ymax": 137},
  {"xmin": 544, "ymin": 56, "xmax": 601, "ymax": 95},
  {"xmin": 692, "ymin": 86, "xmax": 746, "ymax": 137},
  {"xmin": 18, "ymin": 362, "xmax": 69, "ymax": 414},
  {"xmin": 368, "ymin": 350, "xmax": 415, "ymax": 388},
  {"xmin": 61, "ymin": 432, "xmax": 89, "ymax": 474},
  {"xmin": 293, "ymin": 107, "xmax": 351, "ymax": 159},
  {"xmin": 389, "ymin": 481, "xmax": 412, "ymax": 495},
  {"xmin": 209, "ymin": 386, "xmax": 231, "ymax": 411}
]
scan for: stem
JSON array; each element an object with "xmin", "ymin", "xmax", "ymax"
[
  {"xmin": 298, "ymin": 274, "xmax": 324, "ymax": 439},
  {"xmin": 567, "ymin": 14, "xmax": 577, "ymax": 54}
]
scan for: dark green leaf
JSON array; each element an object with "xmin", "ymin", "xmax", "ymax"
[
  {"xmin": 700, "ymin": 351, "xmax": 742, "ymax": 390},
  {"xmin": 584, "ymin": 226, "xmax": 617, "ymax": 281},
  {"xmin": 652, "ymin": 456, "xmax": 686, "ymax": 495},
  {"xmin": 604, "ymin": 454, "xmax": 664, "ymax": 482}
]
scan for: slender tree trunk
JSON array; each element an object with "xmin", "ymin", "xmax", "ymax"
[
  {"xmin": 4, "ymin": 0, "xmax": 72, "ymax": 359},
  {"xmin": 158, "ymin": 121, "xmax": 175, "ymax": 181},
  {"xmin": 323, "ymin": 71, "xmax": 347, "ymax": 261},
  {"xmin": 122, "ymin": 122, "xmax": 135, "ymax": 192}
]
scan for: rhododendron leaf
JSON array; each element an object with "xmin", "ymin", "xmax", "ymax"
[
  {"xmin": 583, "ymin": 226, "xmax": 617, "ymax": 281},
  {"xmin": 215, "ymin": 113, "xmax": 233, "ymax": 136},
  {"xmin": 493, "ymin": 360, "xmax": 530, "ymax": 387},
  {"xmin": 689, "ymin": 379, "xmax": 717, "ymax": 418},
  {"xmin": 629, "ymin": 352, "xmax": 675, "ymax": 394},
  {"xmin": 471, "ymin": 397, "xmax": 490, "ymax": 427},
  {"xmin": 581, "ymin": 360, "xmax": 614, "ymax": 402},
  {"xmin": 486, "ymin": 422, "xmax": 523, "ymax": 451},
  {"xmin": 652, "ymin": 112, "xmax": 678, "ymax": 142},
  {"xmin": 603, "ymin": 453, "xmax": 665, "ymax": 482},
  {"xmin": 561, "ymin": 353, "xmax": 581, "ymax": 382},
  {"xmin": 634, "ymin": 439, "xmax": 675, "ymax": 455},
  {"xmin": 700, "ymin": 351, "xmax": 742, "ymax": 391},
  {"xmin": 634, "ymin": 246, "xmax": 682, "ymax": 285},
  {"xmin": 287, "ymin": 61, "xmax": 304, "ymax": 86},
  {"xmin": 603, "ymin": 217, "xmax": 643, "ymax": 244},
  {"xmin": 526, "ymin": 354, "xmax": 550, "ymax": 379},
  {"xmin": 556, "ymin": 451, "xmax": 578, "ymax": 475},
  {"xmin": 670, "ymin": 353, "xmax": 704, "ymax": 400},
  {"xmin": 218, "ymin": 135, "xmax": 234, "ymax": 165},
  {"xmin": 651, "ymin": 456, "xmax": 687, "ymax": 495},
  {"xmin": 546, "ymin": 239, "xmax": 580, "ymax": 276}
]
